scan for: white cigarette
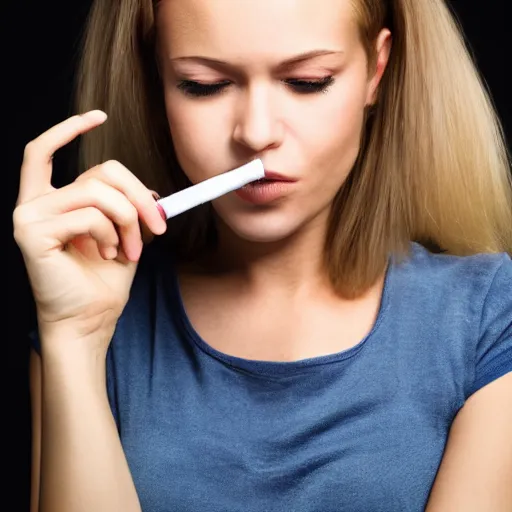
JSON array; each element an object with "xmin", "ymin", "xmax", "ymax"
[{"xmin": 156, "ymin": 159, "xmax": 265, "ymax": 220}]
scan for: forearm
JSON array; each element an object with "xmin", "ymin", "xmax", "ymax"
[{"xmin": 39, "ymin": 339, "xmax": 141, "ymax": 512}]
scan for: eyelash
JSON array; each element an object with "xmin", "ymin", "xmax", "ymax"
[{"xmin": 176, "ymin": 76, "xmax": 335, "ymax": 97}]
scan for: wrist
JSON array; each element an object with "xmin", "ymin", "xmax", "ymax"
[
  {"xmin": 41, "ymin": 341, "xmax": 109, "ymax": 394},
  {"xmin": 38, "ymin": 327, "xmax": 113, "ymax": 388},
  {"xmin": 37, "ymin": 315, "xmax": 116, "ymax": 354}
]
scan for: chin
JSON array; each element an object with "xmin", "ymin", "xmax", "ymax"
[
  {"xmin": 230, "ymin": 228, "xmax": 296, "ymax": 244},
  {"xmin": 216, "ymin": 208, "xmax": 307, "ymax": 244}
]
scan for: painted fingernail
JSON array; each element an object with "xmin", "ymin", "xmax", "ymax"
[
  {"xmin": 155, "ymin": 201, "xmax": 166, "ymax": 221},
  {"xmin": 151, "ymin": 191, "xmax": 166, "ymax": 221}
]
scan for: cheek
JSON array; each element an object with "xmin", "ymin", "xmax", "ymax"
[
  {"xmin": 164, "ymin": 92, "xmax": 226, "ymax": 182},
  {"xmin": 302, "ymin": 86, "xmax": 367, "ymax": 180}
]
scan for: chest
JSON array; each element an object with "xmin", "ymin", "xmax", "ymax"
[
  {"xmin": 114, "ymin": 358, "xmax": 451, "ymax": 512},
  {"xmin": 178, "ymin": 276, "xmax": 382, "ymax": 362}
]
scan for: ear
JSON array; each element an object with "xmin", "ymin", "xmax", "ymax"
[{"xmin": 366, "ymin": 29, "xmax": 392, "ymax": 106}]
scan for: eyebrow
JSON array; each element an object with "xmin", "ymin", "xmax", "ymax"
[{"xmin": 170, "ymin": 50, "xmax": 344, "ymax": 71}]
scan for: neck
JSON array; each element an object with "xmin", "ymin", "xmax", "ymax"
[{"xmin": 209, "ymin": 212, "xmax": 332, "ymax": 295}]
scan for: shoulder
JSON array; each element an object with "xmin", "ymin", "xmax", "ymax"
[
  {"xmin": 404, "ymin": 241, "xmax": 510, "ymax": 278},
  {"xmin": 391, "ymin": 242, "xmax": 511, "ymax": 335},
  {"xmin": 394, "ymin": 242, "xmax": 510, "ymax": 302},
  {"xmin": 392, "ymin": 243, "xmax": 511, "ymax": 398}
]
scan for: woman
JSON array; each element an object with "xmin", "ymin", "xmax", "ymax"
[{"xmin": 14, "ymin": 0, "xmax": 512, "ymax": 511}]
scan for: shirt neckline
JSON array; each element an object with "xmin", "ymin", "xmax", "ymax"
[{"xmin": 170, "ymin": 253, "xmax": 396, "ymax": 377}]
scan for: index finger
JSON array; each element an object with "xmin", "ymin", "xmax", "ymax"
[{"xmin": 18, "ymin": 110, "xmax": 108, "ymax": 204}]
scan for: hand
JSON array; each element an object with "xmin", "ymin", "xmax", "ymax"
[{"xmin": 13, "ymin": 110, "xmax": 167, "ymax": 349}]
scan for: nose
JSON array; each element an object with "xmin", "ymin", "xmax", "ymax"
[{"xmin": 232, "ymin": 84, "xmax": 284, "ymax": 152}]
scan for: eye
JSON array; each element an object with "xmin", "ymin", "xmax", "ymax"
[
  {"xmin": 177, "ymin": 80, "xmax": 231, "ymax": 97},
  {"xmin": 285, "ymin": 76, "xmax": 335, "ymax": 94},
  {"xmin": 176, "ymin": 76, "xmax": 335, "ymax": 98}
]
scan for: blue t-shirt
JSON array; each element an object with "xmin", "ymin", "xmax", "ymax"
[{"xmin": 30, "ymin": 242, "xmax": 512, "ymax": 512}]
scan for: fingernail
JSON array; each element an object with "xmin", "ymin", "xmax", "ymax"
[
  {"xmin": 152, "ymin": 192, "xmax": 166, "ymax": 221},
  {"xmin": 156, "ymin": 202, "xmax": 167, "ymax": 221},
  {"xmin": 104, "ymin": 246, "xmax": 118, "ymax": 260},
  {"xmin": 82, "ymin": 110, "xmax": 108, "ymax": 123}
]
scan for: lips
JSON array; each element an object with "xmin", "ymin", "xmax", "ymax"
[
  {"xmin": 263, "ymin": 170, "xmax": 297, "ymax": 182},
  {"xmin": 234, "ymin": 169, "xmax": 297, "ymax": 204}
]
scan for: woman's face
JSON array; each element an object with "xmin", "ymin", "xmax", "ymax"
[{"xmin": 157, "ymin": 0, "xmax": 390, "ymax": 243}]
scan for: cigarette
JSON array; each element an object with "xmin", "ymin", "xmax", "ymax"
[{"xmin": 156, "ymin": 159, "xmax": 265, "ymax": 220}]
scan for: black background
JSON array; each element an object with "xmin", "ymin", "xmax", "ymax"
[{"xmin": 5, "ymin": 1, "xmax": 510, "ymax": 509}]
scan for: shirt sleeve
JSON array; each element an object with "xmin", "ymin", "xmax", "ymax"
[{"xmin": 468, "ymin": 253, "xmax": 512, "ymax": 397}]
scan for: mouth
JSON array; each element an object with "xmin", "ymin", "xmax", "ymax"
[
  {"xmin": 261, "ymin": 170, "xmax": 297, "ymax": 182},
  {"xmin": 235, "ymin": 169, "xmax": 298, "ymax": 204}
]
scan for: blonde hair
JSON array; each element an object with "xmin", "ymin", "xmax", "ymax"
[{"xmin": 74, "ymin": 0, "xmax": 512, "ymax": 297}]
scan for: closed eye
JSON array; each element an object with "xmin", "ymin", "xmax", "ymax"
[
  {"xmin": 176, "ymin": 76, "xmax": 335, "ymax": 97},
  {"xmin": 284, "ymin": 76, "xmax": 334, "ymax": 93},
  {"xmin": 177, "ymin": 80, "xmax": 231, "ymax": 97}
]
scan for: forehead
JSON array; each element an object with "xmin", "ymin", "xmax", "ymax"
[{"xmin": 156, "ymin": 0, "xmax": 359, "ymax": 59}]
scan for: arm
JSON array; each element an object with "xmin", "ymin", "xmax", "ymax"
[
  {"xmin": 426, "ymin": 372, "xmax": 512, "ymax": 511},
  {"xmin": 35, "ymin": 333, "xmax": 141, "ymax": 512},
  {"xmin": 29, "ymin": 350, "xmax": 41, "ymax": 512},
  {"xmin": 15, "ymin": 113, "xmax": 166, "ymax": 512}
]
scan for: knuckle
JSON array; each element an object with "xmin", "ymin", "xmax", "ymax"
[
  {"xmin": 12, "ymin": 226, "xmax": 27, "ymax": 247},
  {"xmin": 92, "ymin": 208, "xmax": 114, "ymax": 231},
  {"xmin": 12, "ymin": 206, "xmax": 34, "ymax": 244},
  {"xmin": 88, "ymin": 209, "xmax": 117, "ymax": 242},
  {"xmin": 81, "ymin": 176, "xmax": 102, "ymax": 195},
  {"xmin": 12, "ymin": 204, "xmax": 33, "ymax": 229},
  {"xmin": 88, "ymin": 208, "xmax": 114, "ymax": 235},
  {"xmin": 74, "ymin": 169, "xmax": 90, "ymax": 182},
  {"xmin": 101, "ymin": 159, "xmax": 124, "ymax": 178},
  {"xmin": 88, "ymin": 206, "xmax": 106, "ymax": 223},
  {"xmin": 119, "ymin": 205, "xmax": 139, "ymax": 226},
  {"xmin": 23, "ymin": 140, "xmax": 38, "ymax": 160},
  {"xmin": 12, "ymin": 223, "xmax": 27, "ymax": 245}
]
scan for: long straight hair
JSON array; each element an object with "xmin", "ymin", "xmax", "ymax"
[{"xmin": 74, "ymin": 0, "xmax": 512, "ymax": 297}]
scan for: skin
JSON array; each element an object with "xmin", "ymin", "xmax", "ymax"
[
  {"xmin": 156, "ymin": 0, "xmax": 392, "ymax": 362},
  {"xmin": 158, "ymin": 0, "xmax": 382, "ymax": 245}
]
